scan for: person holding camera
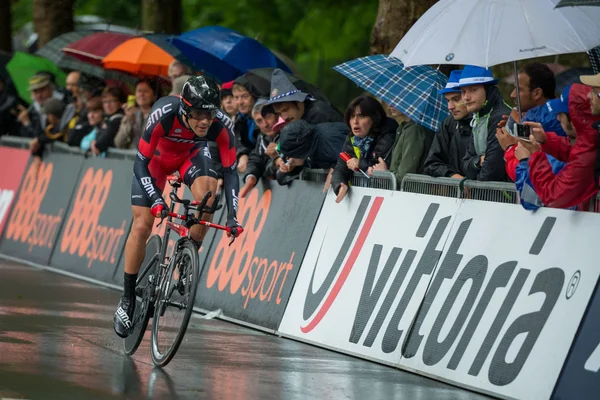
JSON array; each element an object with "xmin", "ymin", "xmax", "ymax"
[{"xmin": 519, "ymin": 81, "xmax": 600, "ymax": 209}]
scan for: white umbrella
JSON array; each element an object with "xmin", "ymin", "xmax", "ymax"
[{"xmin": 390, "ymin": 0, "xmax": 600, "ymax": 68}]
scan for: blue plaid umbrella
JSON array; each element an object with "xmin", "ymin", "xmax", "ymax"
[{"xmin": 334, "ymin": 54, "xmax": 449, "ymax": 132}]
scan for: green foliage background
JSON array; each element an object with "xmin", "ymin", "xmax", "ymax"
[{"xmin": 12, "ymin": 0, "xmax": 377, "ymax": 109}]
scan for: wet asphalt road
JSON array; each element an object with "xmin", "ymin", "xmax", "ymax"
[{"xmin": 0, "ymin": 261, "xmax": 492, "ymax": 400}]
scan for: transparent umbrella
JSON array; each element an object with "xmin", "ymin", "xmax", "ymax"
[{"xmin": 390, "ymin": 0, "xmax": 600, "ymax": 114}]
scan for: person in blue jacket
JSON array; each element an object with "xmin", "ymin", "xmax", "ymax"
[{"xmin": 502, "ymin": 87, "xmax": 571, "ymax": 210}]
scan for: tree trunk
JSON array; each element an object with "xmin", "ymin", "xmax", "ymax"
[
  {"xmin": 33, "ymin": 0, "xmax": 74, "ymax": 48},
  {"xmin": 370, "ymin": 0, "xmax": 438, "ymax": 55},
  {"xmin": 142, "ymin": 0, "xmax": 182, "ymax": 34},
  {"xmin": 0, "ymin": 0, "xmax": 13, "ymax": 52}
]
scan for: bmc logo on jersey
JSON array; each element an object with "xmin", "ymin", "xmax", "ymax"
[
  {"xmin": 216, "ymin": 110, "xmax": 234, "ymax": 131},
  {"xmin": 146, "ymin": 103, "xmax": 174, "ymax": 130},
  {"xmin": 140, "ymin": 176, "xmax": 156, "ymax": 198}
]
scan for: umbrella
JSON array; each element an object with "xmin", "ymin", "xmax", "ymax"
[
  {"xmin": 0, "ymin": 51, "xmax": 12, "ymax": 85},
  {"xmin": 390, "ymin": 0, "xmax": 600, "ymax": 68},
  {"xmin": 555, "ymin": 67, "xmax": 594, "ymax": 93},
  {"xmin": 556, "ymin": 0, "xmax": 600, "ymax": 6},
  {"xmin": 389, "ymin": 0, "xmax": 600, "ymax": 116},
  {"xmin": 241, "ymin": 68, "xmax": 331, "ymax": 104},
  {"xmin": 36, "ymin": 30, "xmax": 135, "ymax": 82},
  {"xmin": 103, "ymin": 37, "xmax": 175, "ymax": 77},
  {"xmin": 171, "ymin": 26, "xmax": 291, "ymax": 82},
  {"xmin": 334, "ymin": 55, "xmax": 449, "ymax": 132},
  {"xmin": 6, "ymin": 52, "xmax": 67, "ymax": 104},
  {"xmin": 62, "ymin": 31, "xmax": 133, "ymax": 66},
  {"xmin": 144, "ymin": 33, "xmax": 195, "ymax": 68}
]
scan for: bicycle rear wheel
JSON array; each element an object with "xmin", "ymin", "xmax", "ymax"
[
  {"xmin": 123, "ymin": 234, "xmax": 161, "ymax": 356},
  {"xmin": 150, "ymin": 239, "xmax": 200, "ymax": 367}
]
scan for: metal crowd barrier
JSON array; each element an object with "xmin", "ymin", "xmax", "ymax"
[
  {"xmin": 3, "ymin": 136, "xmax": 599, "ymax": 210},
  {"xmin": 401, "ymin": 173, "xmax": 519, "ymax": 205},
  {"xmin": 51, "ymin": 141, "xmax": 85, "ymax": 155},
  {"xmin": 0, "ymin": 137, "xmax": 139, "ymax": 162},
  {"xmin": 0, "ymin": 135, "xmax": 30, "ymax": 149},
  {"xmin": 300, "ymin": 168, "xmax": 398, "ymax": 191},
  {"xmin": 105, "ymin": 148, "xmax": 137, "ymax": 161}
]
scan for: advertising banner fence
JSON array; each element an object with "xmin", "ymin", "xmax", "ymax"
[
  {"xmin": 195, "ymin": 180, "xmax": 325, "ymax": 331},
  {"xmin": 279, "ymin": 189, "xmax": 600, "ymax": 400},
  {"xmin": 0, "ymin": 153, "xmax": 83, "ymax": 265},
  {"xmin": 50, "ymin": 157, "xmax": 133, "ymax": 283},
  {"xmin": 0, "ymin": 147, "xmax": 30, "ymax": 237},
  {"xmin": 551, "ymin": 279, "xmax": 600, "ymax": 400}
]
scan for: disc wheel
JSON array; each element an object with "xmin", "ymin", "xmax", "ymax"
[
  {"xmin": 123, "ymin": 234, "xmax": 162, "ymax": 355},
  {"xmin": 150, "ymin": 239, "xmax": 199, "ymax": 367}
]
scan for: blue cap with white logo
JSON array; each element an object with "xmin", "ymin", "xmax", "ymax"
[
  {"xmin": 457, "ymin": 65, "xmax": 499, "ymax": 87},
  {"xmin": 439, "ymin": 70, "xmax": 463, "ymax": 95},
  {"xmin": 546, "ymin": 84, "xmax": 571, "ymax": 115}
]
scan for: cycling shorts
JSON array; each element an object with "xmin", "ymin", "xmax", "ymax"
[{"xmin": 131, "ymin": 141, "xmax": 218, "ymax": 207}]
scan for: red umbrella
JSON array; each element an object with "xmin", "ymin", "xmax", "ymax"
[{"xmin": 62, "ymin": 32, "xmax": 133, "ymax": 66}]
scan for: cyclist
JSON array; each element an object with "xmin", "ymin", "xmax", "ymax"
[{"xmin": 114, "ymin": 76, "xmax": 243, "ymax": 338}]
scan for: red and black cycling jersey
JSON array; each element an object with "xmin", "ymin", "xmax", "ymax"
[{"xmin": 134, "ymin": 95, "xmax": 239, "ymax": 221}]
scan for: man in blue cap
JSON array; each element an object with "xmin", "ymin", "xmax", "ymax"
[
  {"xmin": 424, "ymin": 70, "xmax": 472, "ymax": 178},
  {"xmin": 459, "ymin": 65, "xmax": 511, "ymax": 181}
]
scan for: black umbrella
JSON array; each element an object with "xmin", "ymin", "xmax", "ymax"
[
  {"xmin": 0, "ymin": 50, "xmax": 18, "ymax": 96},
  {"xmin": 239, "ymin": 68, "xmax": 332, "ymax": 105},
  {"xmin": 144, "ymin": 33, "xmax": 195, "ymax": 69},
  {"xmin": 555, "ymin": 67, "xmax": 594, "ymax": 94},
  {"xmin": 556, "ymin": 0, "xmax": 600, "ymax": 7},
  {"xmin": 36, "ymin": 30, "xmax": 136, "ymax": 84}
]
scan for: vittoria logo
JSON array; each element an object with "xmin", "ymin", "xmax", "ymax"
[{"xmin": 301, "ymin": 197, "xmax": 566, "ymax": 386}]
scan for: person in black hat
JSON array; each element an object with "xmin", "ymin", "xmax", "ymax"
[
  {"xmin": 265, "ymin": 68, "xmax": 343, "ymax": 125},
  {"xmin": 276, "ymin": 119, "xmax": 348, "ymax": 185}
]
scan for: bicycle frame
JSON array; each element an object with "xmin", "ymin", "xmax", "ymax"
[{"xmin": 156, "ymin": 175, "xmax": 238, "ymax": 269}]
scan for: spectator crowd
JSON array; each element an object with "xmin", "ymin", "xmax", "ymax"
[{"xmin": 1, "ymin": 57, "xmax": 599, "ymax": 212}]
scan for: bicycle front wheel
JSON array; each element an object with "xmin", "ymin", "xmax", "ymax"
[
  {"xmin": 124, "ymin": 234, "xmax": 161, "ymax": 356},
  {"xmin": 150, "ymin": 239, "xmax": 200, "ymax": 367}
]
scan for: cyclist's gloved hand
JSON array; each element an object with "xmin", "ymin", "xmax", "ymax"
[
  {"xmin": 150, "ymin": 198, "xmax": 168, "ymax": 218},
  {"xmin": 226, "ymin": 218, "xmax": 243, "ymax": 237}
]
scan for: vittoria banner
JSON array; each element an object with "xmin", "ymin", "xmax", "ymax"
[{"xmin": 279, "ymin": 189, "xmax": 600, "ymax": 400}]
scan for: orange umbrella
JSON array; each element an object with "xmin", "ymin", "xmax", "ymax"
[{"xmin": 102, "ymin": 37, "xmax": 175, "ymax": 77}]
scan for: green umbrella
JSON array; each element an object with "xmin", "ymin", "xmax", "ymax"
[{"xmin": 7, "ymin": 51, "xmax": 67, "ymax": 104}]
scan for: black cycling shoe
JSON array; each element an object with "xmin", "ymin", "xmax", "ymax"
[{"xmin": 113, "ymin": 295, "xmax": 136, "ymax": 338}]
